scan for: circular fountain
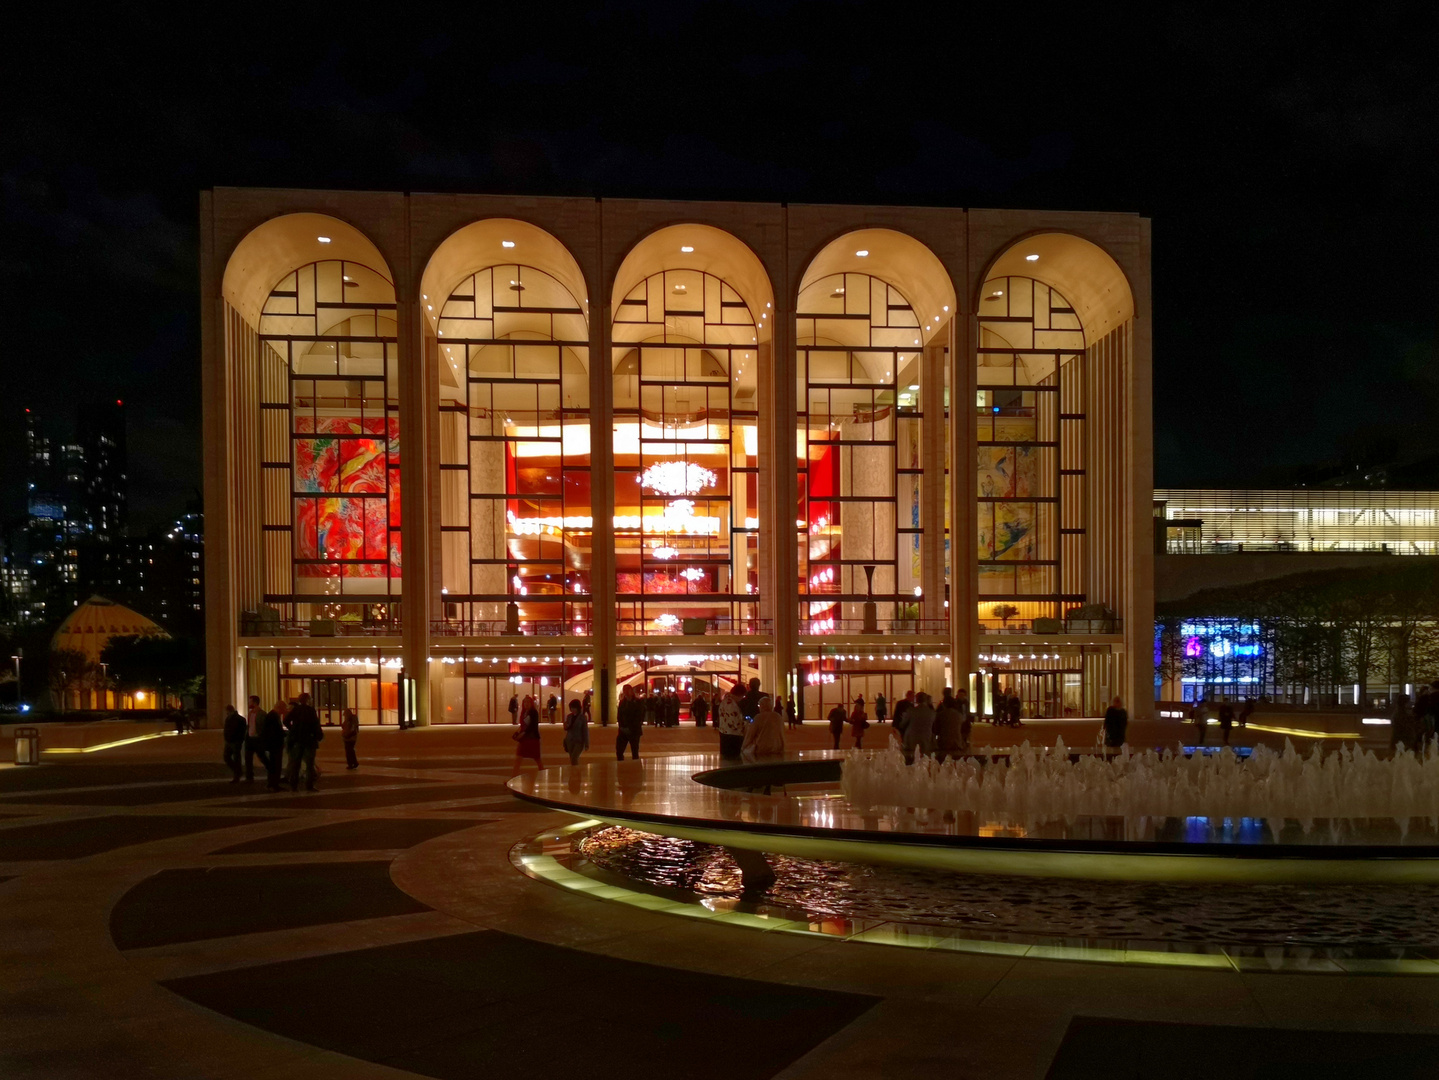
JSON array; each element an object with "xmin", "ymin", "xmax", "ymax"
[{"xmin": 508, "ymin": 742, "xmax": 1439, "ymax": 970}]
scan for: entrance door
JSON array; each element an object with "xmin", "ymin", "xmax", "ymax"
[{"xmin": 312, "ymin": 678, "xmax": 348, "ymax": 726}]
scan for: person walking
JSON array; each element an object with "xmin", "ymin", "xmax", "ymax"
[
  {"xmin": 563, "ymin": 698, "xmax": 589, "ymax": 765},
  {"xmin": 340, "ymin": 707, "xmax": 359, "ymax": 769},
  {"xmin": 902, "ymin": 692, "xmax": 938, "ymax": 762},
  {"xmin": 742, "ymin": 677, "xmax": 763, "ymax": 722},
  {"xmin": 1193, "ymin": 698, "xmax": 1210, "ymax": 746},
  {"xmin": 715, "ymin": 684, "xmax": 747, "ymax": 760},
  {"xmin": 1391, "ymin": 693, "xmax": 1418, "ymax": 752},
  {"xmin": 616, "ymin": 684, "xmax": 643, "ymax": 760},
  {"xmin": 508, "ymin": 693, "xmax": 519, "ymax": 726},
  {"xmin": 875, "ymin": 692, "xmax": 888, "ymax": 724},
  {"xmin": 583, "ymin": 688, "xmax": 596, "ymax": 727},
  {"xmin": 665, "ymin": 688, "xmax": 680, "ymax": 728},
  {"xmin": 285, "ymin": 693, "xmax": 323, "ymax": 791},
  {"xmin": 1103, "ymin": 696, "xmax": 1128, "ymax": 754},
  {"xmin": 691, "ymin": 690, "xmax": 709, "ymax": 728},
  {"xmin": 1006, "ymin": 690, "xmax": 1023, "ymax": 728},
  {"xmin": 784, "ymin": 694, "xmax": 797, "ymax": 728},
  {"xmin": 262, "ymin": 700, "xmax": 286, "ymax": 790},
  {"xmin": 849, "ymin": 697, "xmax": 870, "ymax": 749},
  {"xmin": 1217, "ymin": 701, "xmax": 1234, "ymax": 746},
  {"xmin": 244, "ymin": 695, "xmax": 268, "ymax": 783},
  {"xmin": 742, "ymin": 695, "xmax": 786, "ymax": 760},
  {"xmin": 828, "ymin": 701, "xmax": 848, "ymax": 750},
  {"xmin": 935, "ymin": 688, "xmax": 965, "ymax": 762},
  {"xmin": 1237, "ymin": 698, "xmax": 1254, "ymax": 729},
  {"xmin": 892, "ymin": 690, "xmax": 914, "ymax": 731},
  {"xmin": 547, "ymin": 693, "xmax": 559, "ymax": 725},
  {"xmin": 222, "ymin": 704, "xmax": 246, "ymax": 781},
  {"xmin": 512, "ymin": 695, "xmax": 543, "ymax": 772}
]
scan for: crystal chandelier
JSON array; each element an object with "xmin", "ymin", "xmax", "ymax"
[{"xmin": 640, "ymin": 461, "xmax": 716, "ymax": 497}]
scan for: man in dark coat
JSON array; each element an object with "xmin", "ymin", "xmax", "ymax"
[
  {"xmin": 285, "ymin": 692, "xmax": 323, "ymax": 791},
  {"xmin": 222, "ymin": 705, "xmax": 246, "ymax": 781},
  {"xmin": 616, "ymin": 684, "xmax": 643, "ymax": 760},
  {"xmin": 742, "ymin": 677, "xmax": 762, "ymax": 721},
  {"xmin": 261, "ymin": 701, "xmax": 286, "ymax": 790}
]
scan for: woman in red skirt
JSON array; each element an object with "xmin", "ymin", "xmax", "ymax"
[{"xmin": 513, "ymin": 694, "xmax": 543, "ymax": 773}]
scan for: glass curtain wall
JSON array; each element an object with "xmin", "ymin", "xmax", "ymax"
[
  {"xmin": 796, "ymin": 273, "xmax": 924, "ymax": 634},
  {"xmin": 433, "ymin": 265, "xmax": 591, "ymax": 636},
  {"xmin": 258, "ymin": 260, "xmax": 400, "ymax": 628},
  {"xmin": 611, "ymin": 270, "xmax": 759, "ymax": 635},
  {"xmin": 976, "ymin": 276, "xmax": 1085, "ymax": 633}
]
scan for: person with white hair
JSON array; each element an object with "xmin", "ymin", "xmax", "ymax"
[{"xmin": 741, "ymin": 694, "xmax": 786, "ymax": 760}]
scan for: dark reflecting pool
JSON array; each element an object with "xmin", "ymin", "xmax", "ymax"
[{"xmin": 577, "ymin": 825, "xmax": 1439, "ymax": 949}]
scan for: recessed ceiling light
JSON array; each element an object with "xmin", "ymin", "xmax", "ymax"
[
  {"xmin": 855, "ymin": 249, "xmax": 869, "ymax": 257},
  {"xmin": 317, "ymin": 236, "xmax": 331, "ymax": 243},
  {"xmin": 1025, "ymin": 254, "xmax": 1039, "ymax": 262},
  {"xmin": 681, "ymin": 245, "xmax": 694, "ymax": 253},
  {"xmin": 943, "ymin": 305, "xmax": 949, "ymax": 312},
  {"xmin": 908, "ymin": 384, "xmax": 919, "ymax": 390},
  {"xmin": 501, "ymin": 240, "xmax": 516, "ymax": 248}
]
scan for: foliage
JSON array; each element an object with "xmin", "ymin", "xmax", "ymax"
[
  {"xmin": 100, "ymin": 635, "xmax": 203, "ymax": 699},
  {"xmin": 1157, "ymin": 563, "xmax": 1439, "ymax": 694},
  {"xmin": 46, "ymin": 648, "xmax": 94, "ymax": 712},
  {"xmin": 991, "ymin": 603, "xmax": 1020, "ymax": 627}
]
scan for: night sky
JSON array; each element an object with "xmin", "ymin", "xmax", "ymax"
[{"xmin": 3, "ymin": 6, "xmax": 1436, "ymax": 530}]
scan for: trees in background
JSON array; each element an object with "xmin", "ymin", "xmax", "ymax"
[
  {"xmin": 1158, "ymin": 563, "xmax": 1439, "ymax": 703},
  {"xmin": 99, "ymin": 635, "xmax": 203, "ymax": 710}
]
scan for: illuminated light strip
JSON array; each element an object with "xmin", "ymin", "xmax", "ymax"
[
  {"xmin": 512, "ymin": 825, "xmax": 1435, "ymax": 974},
  {"xmin": 43, "ymin": 730, "xmax": 180, "ymax": 755},
  {"xmin": 1244, "ymin": 723, "xmax": 1362, "ymax": 740}
]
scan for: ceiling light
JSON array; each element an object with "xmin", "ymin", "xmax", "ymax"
[
  {"xmin": 501, "ymin": 240, "xmax": 516, "ymax": 248},
  {"xmin": 317, "ymin": 236, "xmax": 331, "ymax": 243},
  {"xmin": 681, "ymin": 245, "xmax": 694, "ymax": 253},
  {"xmin": 908, "ymin": 384, "xmax": 919, "ymax": 390},
  {"xmin": 855, "ymin": 249, "xmax": 869, "ymax": 257},
  {"xmin": 943, "ymin": 305, "xmax": 949, "ymax": 312},
  {"xmin": 1025, "ymin": 254, "xmax": 1039, "ymax": 262}
]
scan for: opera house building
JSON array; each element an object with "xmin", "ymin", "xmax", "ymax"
[{"xmin": 201, "ymin": 189, "xmax": 1152, "ymax": 726}]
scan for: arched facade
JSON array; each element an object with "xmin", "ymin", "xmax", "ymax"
[{"xmin": 204, "ymin": 193, "xmax": 1152, "ymax": 728}]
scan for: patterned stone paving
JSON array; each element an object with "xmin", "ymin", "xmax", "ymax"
[{"xmin": 1, "ymin": 723, "xmax": 1438, "ymax": 1078}]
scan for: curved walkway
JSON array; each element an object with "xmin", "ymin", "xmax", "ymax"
[{"xmin": 2, "ymin": 724, "xmax": 1439, "ymax": 1079}]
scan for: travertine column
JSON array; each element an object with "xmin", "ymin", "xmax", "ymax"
[
  {"xmin": 589, "ymin": 287, "xmax": 616, "ymax": 727},
  {"xmin": 400, "ymin": 260, "xmax": 431, "ymax": 725},
  {"xmin": 950, "ymin": 313, "xmax": 978, "ymax": 696},
  {"xmin": 920, "ymin": 337, "xmax": 946, "ymax": 625}
]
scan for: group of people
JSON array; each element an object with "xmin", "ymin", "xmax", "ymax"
[
  {"xmin": 221, "ymin": 692, "xmax": 361, "ymax": 791},
  {"xmin": 827, "ymin": 688, "xmax": 976, "ymax": 760},
  {"xmin": 1189, "ymin": 697, "xmax": 1254, "ymax": 746},
  {"xmin": 1388, "ymin": 684, "xmax": 1439, "ymax": 750}
]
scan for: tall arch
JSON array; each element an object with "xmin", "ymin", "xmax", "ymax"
[
  {"xmin": 610, "ymin": 226, "xmax": 774, "ymax": 637},
  {"xmin": 972, "ymin": 231, "xmax": 1138, "ymax": 719},
  {"xmin": 221, "ymin": 214, "xmax": 401, "ymax": 634},
  {"xmin": 420, "ymin": 220, "xmax": 592, "ymax": 722},
  {"xmin": 793, "ymin": 230, "xmax": 957, "ymax": 713}
]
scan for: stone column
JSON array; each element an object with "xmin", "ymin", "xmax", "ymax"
[
  {"xmin": 400, "ymin": 262, "xmax": 431, "ymax": 725},
  {"xmin": 589, "ymin": 287, "xmax": 617, "ymax": 728},
  {"xmin": 950, "ymin": 314, "xmax": 978, "ymax": 697},
  {"xmin": 200, "ymin": 193, "xmax": 238, "ymax": 726},
  {"xmin": 920, "ymin": 336, "xmax": 946, "ymax": 626}
]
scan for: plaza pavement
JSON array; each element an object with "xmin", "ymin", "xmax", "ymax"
[{"xmin": 1, "ymin": 717, "xmax": 1437, "ymax": 1079}]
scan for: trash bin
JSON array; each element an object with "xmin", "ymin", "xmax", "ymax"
[{"xmin": 14, "ymin": 727, "xmax": 40, "ymax": 766}]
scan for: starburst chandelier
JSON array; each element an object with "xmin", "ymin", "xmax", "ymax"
[{"xmin": 640, "ymin": 461, "xmax": 716, "ymax": 497}]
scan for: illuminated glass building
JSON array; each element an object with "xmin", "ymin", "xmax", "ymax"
[{"xmin": 202, "ymin": 191, "xmax": 1153, "ymax": 725}]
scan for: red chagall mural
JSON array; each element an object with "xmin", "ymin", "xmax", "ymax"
[{"xmin": 294, "ymin": 416, "xmax": 401, "ymax": 577}]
